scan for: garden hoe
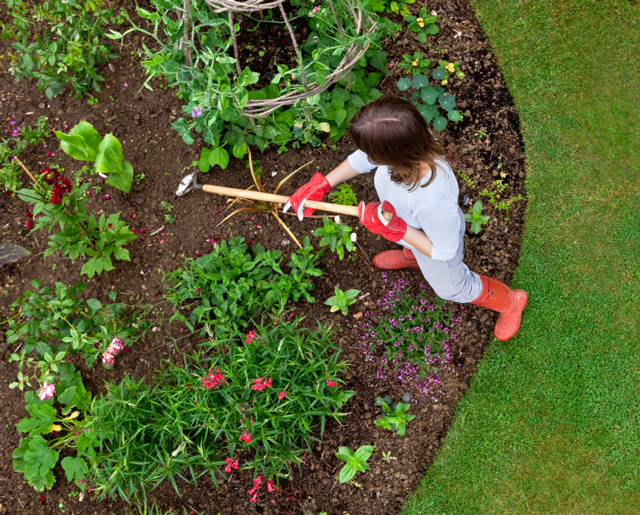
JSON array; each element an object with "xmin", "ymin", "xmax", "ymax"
[{"xmin": 176, "ymin": 172, "xmax": 394, "ymax": 220}]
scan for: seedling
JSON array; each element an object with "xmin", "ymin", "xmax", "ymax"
[
  {"xmin": 329, "ymin": 183, "xmax": 358, "ymax": 206},
  {"xmin": 374, "ymin": 396, "xmax": 415, "ymax": 437},
  {"xmin": 474, "ymin": 129, "xmax": 487, "ymax": 139},
  {"xmin": 404, "ymin": 8, "xmax": 439, "ymax": 44},
  {"xmin": 335, "ymin": 445, "xmax": 374, "ymax": 483},
  {"xmin": 397, "ymin": 51, "xmax": 432, "ymax": 77},
  {"xmin": 324, "ymin": 287, "xmax": 360, "ymax": 316},
  {"xmin": 87, "ymin": 95, "xmax": 99, "ymax": 106},
  {"xmin": 382, "ymin": 451, "xmax": 396, "ymax": 462},
  {"xmin": 161, "ymin": 201, "xmax": 174, "ymax": 212},
  {"xmin": 134, "ymin": 173, "xmax": 147, "ymax": 185},
  {"xmin": 464, "ymin": 200, "xmax": 490, "ymax": 234},
  {"xmin": 312, "ymin": 215, "xmax": 355, "ymax": 260}
]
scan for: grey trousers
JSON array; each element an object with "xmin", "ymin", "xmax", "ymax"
[{"xmin": 406, "ymin": 208, "xmax": 483, "ymax": 303}]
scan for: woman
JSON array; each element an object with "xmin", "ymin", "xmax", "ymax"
[{"xmin": 284, "ymin": 96, "xmax": 527, "ymax": 341}]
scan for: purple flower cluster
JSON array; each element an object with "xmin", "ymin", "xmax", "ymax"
[{"xmin": 356, "ymin": 276, "xmax": 465, "ymax": 401}]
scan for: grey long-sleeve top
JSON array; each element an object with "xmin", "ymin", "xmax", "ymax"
[{"xmin": 347, "ymin": 149, "xmax": 461, "ymax": 261}]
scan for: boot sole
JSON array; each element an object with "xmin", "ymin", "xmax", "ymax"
[{"xmin": 494, "ymin": 290, "xmax": 528, "ymax": 341}]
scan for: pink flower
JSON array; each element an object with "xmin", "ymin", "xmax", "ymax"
[
  {"xmin": 250, "ymin": 492, "xmax": 258, "ymax": 502},
  {"xmin": 326, "ymin": 379, "xmax": 337, "ymax": 387},
  {"xmin": 104, "ymin": 194, "xmax": 111, "ymax": 200},
  {"xmin": 196, "ymin": 251, "xmax": 202, "ymax": 257},
  {"xmin": 202, "ymin": 369, "xmax": 226, "ymax": 390},
  {"xmin": 160, "ymin": 238, "xmax": 166, "ymax": 244},
  {"xmin": 248, "ymin": 475, "xmax": 262, "ymax": 495},
  {"xmin": 277, "ymin": 391, "xmax": 287, "ymax": 400},
  {"xmin": 194, "ymin": 287, "xmax": 201, "ymax": 294},
  {"xmin": 37, "ymin": 382, "xmax": 55, "ymax": 401},
  {"xmin": 109, "ymin": 337, "xmax": 125, "ymax": 352},
  {"xmin": 47, "ymin": 152, "xmax": 55, "ymax": 157},
  {"xmin": 102, "ymin": 351, "xmax": 115, "ymax": 366},
  {"xmin": 252, "ymin": 377, "xmax": 271, "ymax": 391},
  {"xmin": 267, "ymin": 479, "xmax": 274, "ymax": 492},
  {"xmin": 239, "ymin": 432, "xmax": 252, "ymax": 444},
  {"xmin": 224, "ymin": 457, "xmax": 239, "ymax": 473},
  {"xmin": 245, "ymin": 331, "xmax": 256, "ymax": 344},
  {"xmin": 124, "ymin": 83, "xmax": 128, "ymax": 87}
]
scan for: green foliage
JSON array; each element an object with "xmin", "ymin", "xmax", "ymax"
[
  {"xmin": 312, "ymin": 215, "xmax": 355, "ymax": 260},
  {"xmin": 17, "ymin": 165, "xmax": 136, "ymax": 277},
  {"xmin": 456, "ymin": 169, "xmax": 475, "ymax": 189},
  {"xmin": 86, "ymin": 316, "xmax": 354, "ymax": 500},
  {"xmin": 404, "ymin": 8, "xmax": 439, "ymax": 44},
  {"xmin": 107, "ymin": 0, "xmax": 397, "ymax": 153},
  {"xmin": 329, "ymin": 183, "xmax": 358, "ymax": 206},
  {"xmin": 374, "ymin": 396, "xmax": 415, "ymax": 437},
  {"xmin": 1, "ymin": 0, "xmax": 118, "ymax": 98},
  {"xmin": 335, "ymin": 445, "xmax": 374, "ymax": 483},
  {"xmin": 369, "ymin": 0, "xmax": 415, "ymax": 17},
  {"xmin": 478, "ymin": 178, "xmax": 523, "ymax": 221},
  {"xmin": 432, "ymin": 59, "xmax": 465, "ymax": 83},
  {"xmin": 6, "ymin": 280, "xmax": 148, "ymax": 380},
  {"xmin": 397, "ymin": 71, "xmax": 463, "ymax": 131},
  {"xmin": 165, "ymin": 237, "xmax": 323, "ymax": 337},
  {"xmin": 464, "ymin": 200, "xmax": 490, "ymax": 234},
  {"xmin": 0, "ymin": 116, "xmax": 49, "ymax": 193},
  {"xmin": 397, "ymin": 51, "xmax": 432, "ymax": 77},
  {"xmin": 55, "ymin": 122, "xmax": 134, "ymax": 193},
  {"xmin": 198, "ymin": 135, "xmax": 231, "ymax": 172},
  {"xmin": 324, "ymin": 287, "xmax": 360, "ymax": 316}
]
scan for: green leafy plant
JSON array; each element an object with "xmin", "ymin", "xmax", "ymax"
[
  {"xmin": 324, "ymin": 287, "xmax": 360, "ymax": 316},
  {"xmin": 397, "ymin": 72, "xmax": 463, "ymax": 131},
  {"xmin": 165, "ymin": 237, "xmax": 323, "ymax": 337},
  {"xmin": 374, "ymin": 395, "xmax": 415, "ymax": 437},
  {"xmin": 107, "ymin": 0, "xmax": 397, "ymax": 154},
  {"xmin": 404, "ymin": 8, "xmax": 438, "ymax": 44},
  {"xmin": 369, "ymin": 0, "xmax": 415, "ymax": 17},
  {"xmin": 312, "ymin": 215, "xmax": 355, "ymax": 260},
  {"xmin": 17, "ymin": 165, "xmax": 137, "ymax": 278},
  {"xmin": 474, "ymin": 129, "xmax": 487, "ymax": 139},
  {"xmin": 55, "ymin": 121, "xmax": 134, "ymax": 193},
  {"xmin": 329, "ymin": 183, "xmax": 358, "ymax": 206},
  {"xmin": 397, "ymin": 51, "xmax": 432, "ymax": 77},
  {"xmin": 496, "ymin": 194, "xmax": 523, "ymax": 221},
  {"xmin": 86, "ymin": 315, "xmax": 354, "ymax": 500},
  {"xmin": 464, "ymin": 200, "xmax": 490, "ymax": 234},
  {"xmin": 199, "ymin": 136, "xmax": 231, "ymax": 171},
  {"xmin": 432, "ymin": 59, "xmax": 465, "ymax": 84},
  {"xmin": 1, "ymin": 116, "xmax": 49, "ymax": 193},
  {"xmin": 335, "ymin": 445, "xmax": 374, "ymax": 483},
  {"xmin": 1, "ymin": 0, "xmax": 118, "ymax": 98},
  {"xmin": 456, "ymin": 169, "xmax": 475, "ymax": 189}
]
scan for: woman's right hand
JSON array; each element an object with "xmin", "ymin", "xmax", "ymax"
[{"xmin": 283, "ymin": 172, "xmax": 332, "ymax": 220}]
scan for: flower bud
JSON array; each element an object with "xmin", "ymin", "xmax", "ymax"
[
  {"xmin": 350, "ymin": 232, "xmax": 357, "ymax": 242},
  {"xmin": 334, "ymin": 215, "xmax": 341, "ymax": 224}
]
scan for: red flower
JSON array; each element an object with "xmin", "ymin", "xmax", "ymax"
[
  {"xmin": 239, "ymin": 432, "xmax": 252, "ymax": 444},
  {"xmin": 196, "ymin": 251, "xmax": 202, "ymax": 257},
  {"xmin": 248, "ymin": 475, "xmax": 262, "ymax": 495},
  {"xmin": 47, "ymin": 152, "xmax": 55, "ymax": 157},
  {"xmin": 131, "ymin": 228, "xmax": 137, "ymax": 234},
  {"xmin": 108, "ymin": 223, "xmax": 112, "ymax": 229},
  {"xmin": 326, "ymin": 380, "xmax": 337, "ymax": 387},
  {"xmin": 245, "ymin": 331, "xmax": 256, "ymax": 344},
  {"xmin": 202, "ymin": 369, "xmax": 226, "ymax": 390},
  {"xmin": 267, "ymin": 479, "xmax": 274, "ymax": 492},
  {"xmin": 39, "ymin": 496, "xmax": 46, "ymax": 502},
  {"xmin": 104, "ymin": 194, "xmax": 111, "ymax": 200},
  {"xmin": 252, "ymin": 377, "xmax": 271, "ymax": 392},
  {"xmin": 277, "ymin": 391, "xmax": 287, "ymax": 400},
  {"xmin": 140, "ymin": 227, "xmax": 147, "ymax": 234},
  {"xmin": 194, "ymin": 287, "xmax": 201, "ymax": 294},
  {"xmin": 224, "ymin": 457, "xmax": 239, "ymax": 473},
  {"xmin": 25, "ymin": 220, "xmax": 33, "ymax": 229},
  {"xmin": 24, "ymin": 209, "xmax": 32, "ymax": 218},
  {"xmin": 129, "ymin": 214, "xmax": 136, "ymax": 219}
]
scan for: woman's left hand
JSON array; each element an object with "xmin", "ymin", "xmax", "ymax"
[{"xmin": 358, "ymin": 201, "xmax": 407, "ymax": 242}]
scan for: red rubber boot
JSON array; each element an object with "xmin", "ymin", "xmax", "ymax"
[
  {"xmin": 470, "ymin": 274, "xmax": 528, "ymax": 341},
  {"xmin": 372, "ymin": 247, "xmax": 421, "ymax": 270}
]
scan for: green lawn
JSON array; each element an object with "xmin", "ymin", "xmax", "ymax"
[{"xmin": 403, "ymin": 0, "xmax": 640, "ymax": 513}]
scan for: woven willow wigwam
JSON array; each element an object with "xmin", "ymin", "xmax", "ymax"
[{"xmin": 178, "ymin": 0, "xmax": 378, "ymax": 119}]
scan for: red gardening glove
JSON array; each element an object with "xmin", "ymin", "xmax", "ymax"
[
  {"xmin": 283, "ymin": 173, "xmax": 332, "ymax": 220},
  {"xmin": 358, "ymin": 201, "xmax": 407, "ymax": 243}
]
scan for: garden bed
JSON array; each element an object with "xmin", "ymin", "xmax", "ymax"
[{"xmin": 0, "ymin": 0, "xmax": 526, "ymax": 513}]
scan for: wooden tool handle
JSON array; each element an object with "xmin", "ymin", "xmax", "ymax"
[{"xmin": 201, "ymin": 184, "xmax": 393, "ymax": 220}]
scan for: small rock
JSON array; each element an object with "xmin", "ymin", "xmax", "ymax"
[
  {"xmin": 135, "ymin": 197, "xmax": 145, "ymax": 204},
  {"xmin": 38, "ymin": 103, "xmax": 45, "ymax": 109}
]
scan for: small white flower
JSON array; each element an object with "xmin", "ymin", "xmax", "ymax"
[
  {"xmin": 350, "ymin": 232, "xmax": 357, "ymax": 242},
  {"xmin": 334, "ymin": 215, "xmax": 341, "ymax": 224}
]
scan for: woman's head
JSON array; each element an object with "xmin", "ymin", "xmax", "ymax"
[{"xmin": 348, "ymin": 96, "xmax": 445, "ymax": 189}]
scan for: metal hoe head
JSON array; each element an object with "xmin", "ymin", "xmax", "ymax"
[{"xmin": 175, "ymin": 172, "xmax": 200, "ymax": 197}]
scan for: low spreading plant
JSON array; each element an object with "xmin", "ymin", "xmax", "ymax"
[
  {"xmin": 1, "ymin": 0, "xmax": 119, "ymax": 98},
  {"xmin": 404, "ymin": 8, "xmax": 438, "ymax": 44},
  {"xmin": 17, "ymin": 165, "xmax": 137, "ymax": 278},
  {"xmin": 313, "ymin": 215, "xmax": 355, "ymax": 260},
  {"xmin": 55, "ymin": 121, "xmax": 135, "ymax": 193},
  {"xmin": 432, "ymin": 59, "xmax": 465, "ymax": 84},
  {"xmin": 325, "ymin": 287, "xmax": 361, "ymax": 316},
  {"xmin": 370, "ymin": 0, "xmax": 415, "ymax": 17},
  {"xmin": 165, "ymin": 237, "xmax": 323, "ymax": 336},
  {"xmin": 1, "ymin": 116, "xmax": 49, "ymax": 193},
  {"xmin": 358, "ymin": 276, "xmax": 461, "ymax": 398},
  {"xmin": 374, "ymin": 395, "xmax": 415, "ymax": 437},
  {"xmin": 329, "ymin": 183, "xmax": 358, "ymax": 206},
  {"xmin": 335, "ymin": 445, "xmax": 374, "ymax": 483},
  {"xmin": 397, "ymin": 51, "xmax": 432, "ymax": 77},
  {"xmin": 86, "ymin": 316, "xmax": 354, "ymax": 501},
  {"xmin": 397, "ymin": 72, "xmax": 463, "ymax": 131},
  {"xmin": 464, "ymin": 200, "xmax": 490, "ymax": 234}
]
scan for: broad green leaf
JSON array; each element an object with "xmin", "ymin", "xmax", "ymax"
[
  {"xmin": 106, "ymin": 161, "xmax": 133, "ymax": 193},
  {"xmin": 432, "ymin": 67, "xmax": 447, "ymax": 80},
  {"xmin": 199, "ymin": 147, "xmax": 211, "ymax": 172},
  {"xmin": 339, "ymin": 463, "xmax": 356, "ymax": 483},
  {"xmin": 354, "ymin": 445, "xmax": 374, "ymax": 463},
  {"xmin": 417, "ymin": 103, "xmax": 437, "ymax": 123},
  {"xmin": 335, "ymin": 109, "xmax": 347, "ymax": 128},
  {"xmin": 397, "ymin": 78, "xmax": 412, "ymax": 91},
  {"xmin": 209, "ymin": 147, "xmax": 230, "ymax": 169},
  {"xmin": 28, "ymin": 469, "xmax": 55, "ymax": 491},
  {"xmin": 61, "ymin": 456, "xmax": 88, "ymax": 482},
  {"xmin": 95, "ymin": 134, "xmax": 124, "ymax": 176},
  {"xmin": 55, "ymin": 132, "xmax": 96, "ymax": 162},
  {"xmin": 412, "ymin": 74, "xmax": 430, "ymax": 89},
  {"xmin": 368, "ymin": 50, "xmax": 389, "ymax": 74},
  {"xmin": 420, "ymin": 86, "xmax": 440, "ymax": 105},
  {"xmin": 448, "ymin": 110, "xmax": 463, "ymax": 122},
  {"xmin": 17, "ymin": 404, "xmax": 56, "ymax": 436},
  {"xmin": 433, "ymin": 116, "xmax": 448, "ymax": 131},
  {"xmin": 68, "ymin": 122, "xmax": 102, "ymax": 152},
  {"xmin": 23, "ymin": 435, "xmax": 59, "ymax": 480},
  {"xmin": 439, "ymin": 93, "xmax": 456, "ymax": 111}
]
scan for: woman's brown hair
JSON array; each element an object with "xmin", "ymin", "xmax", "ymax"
[{"xmin": 348, "ymin": 96, "xmax": 445, "ymax": 190}]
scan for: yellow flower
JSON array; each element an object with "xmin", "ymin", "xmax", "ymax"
[
  {"xmin": 446, "ymin": 63, "xmax": 455, "ymax": 73},
  {"xmin": 412, "ymin": 60, "xmax": 419, "ymax": 66},
  {"xmin": 441, "ymin": 79, "xmax": 448, "ymax": 85},
  {"xmin": 318, "ymin": 122, "xmax": 331, "ymax": 133},
  {"xmin": 64, "ymin": 411, "xmax": 80, "ymax": 421},
  {"xmin": 418, "ymin": 22, "xmax": 425, "ymax": 28},
  {"xmin": 416, "ymin": 17, "xmax": 423, "ymax": 22}
]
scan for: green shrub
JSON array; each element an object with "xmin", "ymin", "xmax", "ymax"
[
  {"xmin": 87, "ymin": 315, "xmax": 354, "ymax": 500},
  {"xmin": 1, "ymin": 116, "xmax": 49, "ymax": 193},
  {"xmin": 165, "ymin": 237, "xmax": 323, "ymax": 336}
]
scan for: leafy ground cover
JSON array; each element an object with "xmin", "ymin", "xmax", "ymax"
[
  {"xmin": 1, "ymin": 0, "xmax": 529, "ymax": 513},
  {"xmin": 404, "ymin": 0, "xmax": 640, "ymax": 513}
]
